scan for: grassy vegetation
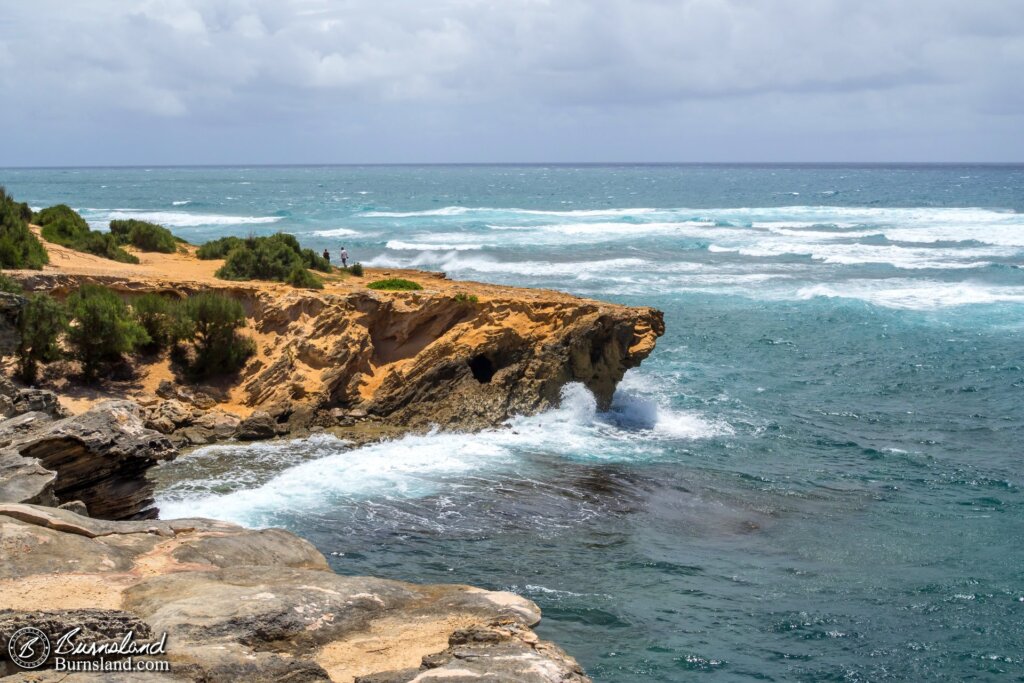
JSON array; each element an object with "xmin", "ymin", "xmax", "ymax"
[
  {"xmin": 453, "ymin": 292, "xmax": 478, "ymax": 304},
  {"xmin": 197, "ymin": 233, "xmax": 329, "ymax": 288},
  {"xmin": 345, "ymin": 262, "xmax": 364, "ymax": 277},
  {"xmin": 132, "ymin": 293, "xmax": 191, "ymax": 352},
  {"xmin": 7, "ymin": 283, "xmax": 257, "ymax": 385},
  {"xmin": 0, "ymin": 273, "xmax": 24, "ymax": 293},
  {"xmin": 196, "ymin": 235, "xmax": 244, "ymax": 260},
  {"xmin": 0, "ymin": 187, "xmax": 48, "ymax": 270},
  {"xmin": 35, "ymin": 204, "xmax": 139, "ymax": 264},
  {"xmin": 367, "ymin": 278, "xmax": 423, "ymax": 291},
  {"xmin": 65, "ymin": 285, "xmax": 148, "ymax": 381},
  {"xmin": 17, "ymin": 293, "xmax": 66, "ymax": 384},
  {"xmin": 109, "ymin": 219, "xmax": 181, "ymax": 253},
  {"xmin": 183, "ymin": 292, "xmax": 255, "ymax": 377}
]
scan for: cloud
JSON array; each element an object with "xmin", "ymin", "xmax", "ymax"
[{"xmin": 2, "ymin": 0, "xmax": 1022, "ymax": 163}]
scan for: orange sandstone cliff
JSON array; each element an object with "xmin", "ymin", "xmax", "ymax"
[{"xmin": 6, "ymin": 238, "xmax": 663, "ymax": 443}]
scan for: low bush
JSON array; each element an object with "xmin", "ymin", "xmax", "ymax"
[
  {"xmin": 199, "ymin": 233, "xmax": 329, "ymax": 288},
  {"xmin": 109, "ymin": 219, "xmax": 179, "ymax": 253},
  {"xmin": 36, "ymin": 204, "xmax": 138, "ymax": 264},
  {"xmin": 17, "ymin": 293, "xmax": 66, "ymax": 385},
  {"xmin": 66, "ymin": 285, "xmax": 148, "ymax": 381},
  {"xmin": 0, "ymin": 273, "xmax": 24, "ymax": 293},
  {"xmin": 184, "ymin": 292, "xmax": 255, "ymax": 378},
  {"xmin": 0, "ymin": 187, "xmax": 48, "ymax": 270},
  {"xmin": 453, "ymin": 293, "xmax": 478, "ymax": 304},
  {"xmin": 132, "ymin": 293, "xmax": 190, "ymax": 352},
  {"xmin": 286, "ymin": 265, "xmax": 323, "ymax": 289},
  {"xmin": 366, "ymin": 278, "xmax": 423, "ymax": 291},
  {"xmin": 196, "ymin": 236, "xmax": 245, "ymax": 260},
  {"xmin": 35, "ymin": 204, "xmax": 90, "ymax": 243},
  {"xmin": 347, "ymin": 262, "xmax": 364, "ymax": 277},
  {"xmin": 76, "ymin": 231, "xmax": 140, "ymax": 264}
]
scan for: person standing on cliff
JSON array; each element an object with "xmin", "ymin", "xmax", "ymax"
[
  {"xmin": 322, "ymin": 248, "xmax": 330, "ymax": 263},
  {"xmin": 340, "ymin": 246, "xmax": 349, "ymax": 268}
]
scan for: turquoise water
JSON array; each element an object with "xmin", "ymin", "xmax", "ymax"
[{"xmin": 4, "ymin": 165, "xmax": 1024, "ymax": 681}]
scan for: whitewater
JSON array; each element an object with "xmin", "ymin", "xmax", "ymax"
[{"xmin": 5, "ymin": 163, "xmax": 1023, "ymax": 681}]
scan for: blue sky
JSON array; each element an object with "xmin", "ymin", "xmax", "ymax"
[{"xmin": 2, "ymin": 0, "xmax": 1023, "ymax": 165}]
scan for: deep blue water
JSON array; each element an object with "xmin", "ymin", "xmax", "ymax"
[{"xmin": 4, "ymin": 165, "xmax": 1024, "ymax": 681}]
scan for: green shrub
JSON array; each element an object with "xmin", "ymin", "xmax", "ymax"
[
  {"xmin": 132, "ymin": 293, "xmax": 190, "ymax": 352},
  {"xmin": 366, "ymin": 278, "xmax": 423, "ymax": 291},
  {"xmin": 0, "ymin": 273, "xmax": 24, "ymax": 293},
  {"xmin": 0, "ymin": 187, "xmax": 48, "ymax": 270},
  {"xmin": 66, "ymin": 285, "xmax": 148, "ymax": 381},
  {"xmin": 17, "ymin": 293, "xmax": 66, "ymax": 385},
  {"xmin": 286, "ymin": 265, "xmax": 324, "ymax": 289},
  {"xmin": 201, "ymin": 233, "xmax": 327, "ymax": 288},
  {"xmin": 183, "ymin": 292, "xmax": 254, "ymax": 378},
  {"xmin": 453, "ymin": 293, "xmax": 478, "ymax": 304},
  {"xmin": 196, "ymin": 236, "xmax": 244, "ymax": 260},
  {"xmin": 302, "ymin": 247, "xmax": 332, "ymax": 273},
  {"xmin": 76, "ymin": 231, "xmax": 140, "ymax": 264},
  {"xmin": 36, "ymin": 204, "xmax": 139, "ymax": 264},
  {"xmin": 109, "ymin": 219, "xmax": 179, "ymax": 253},
  {"xmin": 35, "ymin": 204, "xmax": 90, "ymax": 242},
  {"xmin": 347, "ymin": 262, "xmax": 364, "ymax": 277}
]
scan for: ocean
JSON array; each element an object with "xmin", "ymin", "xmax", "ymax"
[{"xmin": 3, "ymin": 164, "xmax": 1023, "ymax": 681}]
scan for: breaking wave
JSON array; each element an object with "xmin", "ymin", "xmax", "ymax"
[
  {"xmin": 156, "ymin": 382, "xmax": 731, "ymax": 528},
  {"xmin": 82, "ymin": 208, "xmax": 282, "ymax": 228}
]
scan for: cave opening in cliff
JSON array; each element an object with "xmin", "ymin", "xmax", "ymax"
[{"xmin": 468, "ymin": 354, "xmax": 495, "ymax": 383}]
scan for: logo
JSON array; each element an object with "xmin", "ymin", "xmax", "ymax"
[{"xmin": 7, "ymin": 626, "xmax": 51, "ymax": 670}]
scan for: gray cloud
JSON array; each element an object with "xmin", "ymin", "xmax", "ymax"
[{"xmin": 2, "ymin": 0, "xmax": 1022, "ymax": 163}]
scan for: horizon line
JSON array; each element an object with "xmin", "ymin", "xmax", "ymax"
[{"xmin": 3, "ymin": 161, "xmax": 1024, "ymax": 171}]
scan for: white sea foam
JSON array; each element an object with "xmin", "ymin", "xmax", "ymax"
[
  {"xmin": 171, "ymin": 200, "xmax": 191, "ymax": 206},
  {"xmin": 156, "ymin": 382, "xmax": 729, "ymax": 527},
  {"xmin": 311, "ymin": 227, "xmax": 360, "ymax": 237},
  {"xmin": 608, "ymin": 376, "xmax": 735, "ymax": 439},
  {"xmin": 85, "ymin": 209, "xmax": 282, "ymax": 228},
  {"xmin": 386, "ymin": 240, "xmax": 483, "ymax": 251},
  {"xmin": 709, "ymin": 242, "xmax": 1003, "ymax": 269},
  {"xmin": 365, "ymin": 253, "xmax": 651, "ymax": 278},
  {"xmin": 796, "ymin": 281, "xmax": 1024, "ymax": 310},
  {"xmin": 361, "ymin": 205, "xmax": 1024, "ymax": 249},
  {"xmin": 362, "ymin": 206, "xmax": 473, "ymax": 217},
  {"xmin": 362, "ymin": 206, "xmax": 666, "ymax": 219}
]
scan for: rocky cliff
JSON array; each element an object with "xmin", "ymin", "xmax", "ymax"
[{"xmin": 12, "ymin": 268, "xmax": 663, "ymax": 442}]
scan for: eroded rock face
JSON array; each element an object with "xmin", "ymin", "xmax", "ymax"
[
  {"xmin": 242, "ymin": 289, "xmax": 664, "ymax": 432},
  {"xmin": 0, "ymin": 399, "xmax": 176, "ymax": 520},
  {"xmin": 0, "ymin": 504, "xmax": 590, "ymax": 682},
  {"xmin": 13, "ymin": 273, "xmax": 662, "ymax": 436}
]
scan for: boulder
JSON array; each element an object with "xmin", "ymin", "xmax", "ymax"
[
  {"xmin": 236, "ymin": 411, "xmax": 280, "ymax": 441},
  {"xmin": 0, "ymin": 377, "xmax": 66, "ymax": 420},
  {"xmin": 176, "ymin": 410, "xmax": 242, "ymax": 445},
  {"xmin": 155, "ymin": 379, "xmax": 217, "ymax": 410},
  {"xmin": 0, "ymin": 401, "xmax": 176, "ymax": 520}
]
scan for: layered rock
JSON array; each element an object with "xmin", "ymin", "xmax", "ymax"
[
  {"xmin": 0, "ymin": 504, "xmax": 589, "ymax": 682},
  {"xmin": 11, "ymin": 271, "xmax": 663, "ymax": 437},
  {"xmin": 0, "ymin": 383, "xmax": 175, "ymax": 520}
]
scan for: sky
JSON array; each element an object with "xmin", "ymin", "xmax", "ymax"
[{"xmin": 1, "ymin": 0, "xmax": 1023, "ymax": 165}]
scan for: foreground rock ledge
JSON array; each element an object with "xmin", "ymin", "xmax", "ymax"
[{"xmin": 0, "ymin": 504, "xmax": 589, "ymax": 682}]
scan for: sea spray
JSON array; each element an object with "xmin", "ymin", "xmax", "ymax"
[{"xmin": 156, "ymin": 381, "xmax": 731, "ymax": 527}]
